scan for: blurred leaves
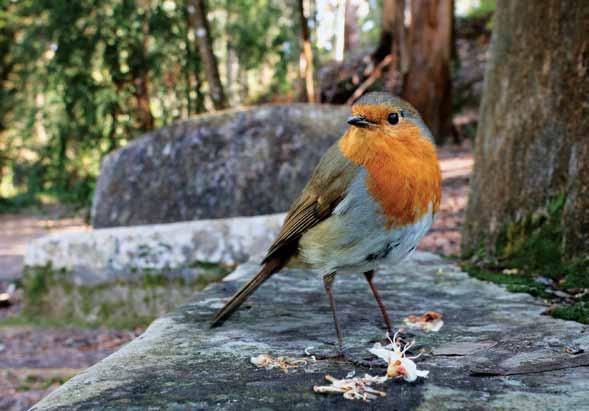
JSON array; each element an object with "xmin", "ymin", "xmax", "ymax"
[{"xmin": 0, "ymin": 0, "xmax": 301, "ymax": 207}]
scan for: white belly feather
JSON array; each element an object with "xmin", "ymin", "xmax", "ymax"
[{"xmin": 298, "ymin": 169, "xmax": 434, "ymax": 275}]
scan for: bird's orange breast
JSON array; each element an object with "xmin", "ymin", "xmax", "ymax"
[{"xmin": 339, "ymin": 121, "xmax": 441, "ymax": 228}]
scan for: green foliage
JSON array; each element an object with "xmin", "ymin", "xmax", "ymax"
[
  {"xmin": 552, "ymin": 302, "xmax": 589, "ymax": 325},
  {"xmin": 463, "ymin": 264, "xmax": 552, "ymax": 299},
  {"xmin": 18, "ymin": 374, "xmax": 74, "ymax": 392},
  {"xmin": 0, "ymin": 0, "xmax": 302, "ymax": 208},
  {"xmin": 467, "ymin": 0, "xmax": 496, "ymax": 19},
  {"xmin": 18, "ymin": 260, "xmax": 232, "ymax": 329}
]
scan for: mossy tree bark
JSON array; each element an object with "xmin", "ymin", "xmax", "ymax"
[{"xmin": 463, "ymin": 0, "xmax": 589, "ymax": 260}]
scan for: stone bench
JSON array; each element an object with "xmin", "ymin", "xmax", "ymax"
[
  {"xmin": 23, "ymin": 214, "xmax": 284, "ymax": 327},
  {"xmin": 32, "ymin": 252, "xmax": 589, "ymax": 410}
]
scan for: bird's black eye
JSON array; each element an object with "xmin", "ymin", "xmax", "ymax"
[{"xmin": 387, "ymin": 112, "xmax": 399, "ymax": 125}]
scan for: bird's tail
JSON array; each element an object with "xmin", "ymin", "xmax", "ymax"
[{"xmin": 210, "ymin": 258, "xmax": 284, "ymax": 327}]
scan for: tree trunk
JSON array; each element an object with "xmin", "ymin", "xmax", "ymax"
[
  {"xmin": 131, "ymin": 1, "xmax": 155, "ymax": 132},
  {"xmin": 344, "ymin": 0, "xmax": 359, "ymax": 53},
  {"xmin": 188, "ymin": 0, "xmax": 227, "ymax": 110},
  {"xmin": 372, "ymin": 0, "xmax": 405, "ymax": 65},
  {"xmin": 0, "ymin": 25, "xmax": 15, "ymax": 133},
  {"xmin": 401, "ymin": 0, "xmax": 452, "ymax": 144},
  {"xmin": 133, "ymin": 72, "xmax": 155, "ymax": 131},
  {"xmin": 463, "ymin": 0, "xmax": 589, "ymax": 260},
  {"xmin": 184, "ymin": 3, "xmax": 206, "ymax": 113},
  {"xmin": 297, "ymin": 0, "xmax": 317, "ymax": 103}
]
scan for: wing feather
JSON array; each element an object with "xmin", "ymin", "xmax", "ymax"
[{"xmin": 263, "ymin": 143, "xmax": 359, "ymax": 262}]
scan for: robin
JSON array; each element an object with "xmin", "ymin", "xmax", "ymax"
[{"xmin": 211, "ymin": 92, "xmax": 442, "ymax": 354}]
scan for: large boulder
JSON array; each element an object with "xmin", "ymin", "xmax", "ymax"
[{"xmin": 91, "ymin": 104, "xmax": 350, "ymax": 228}]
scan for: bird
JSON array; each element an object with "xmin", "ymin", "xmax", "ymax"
[{"xmin": 211, "ymin": 92, "xmax": 442, "ymax": 354}]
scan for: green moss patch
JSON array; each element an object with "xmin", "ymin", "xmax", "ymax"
[
  {"xmin": 463, "ymin": 264, "xmax": 552, "ymax": 299},
  {"xmin": 17, "ymin": 373, "xmax": 75, "ymax": 392},
  {"xmin": 551, "ymin": 302, "xmax": 589, "ymax": 324},
  {"xmin": 13, "ymin": 262, "xmax": 232, "ymax": 330},
  {"xmin": 463, "ymin": 194, "xmax": 589, "ymax": 324}
]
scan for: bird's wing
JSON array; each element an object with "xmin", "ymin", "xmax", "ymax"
[{"xmin": 263, "ymin": 142, "xmax": 359, "ymax": 262}]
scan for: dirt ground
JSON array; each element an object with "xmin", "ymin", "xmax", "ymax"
[
  {"xmin": 420, "ymin": 143, "xmax": 473, "ymax": 256},
  {"xmin": 0, "ymin": 208, "xmax": 89, "ymax": 282},
  {"xmin": 0, "ymin": 144, "xmax": 472, "ymax": 410}
]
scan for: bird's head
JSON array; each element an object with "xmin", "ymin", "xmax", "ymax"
[
  {"xmin": 340, "ymin": 92, "xmax": 436, "ymax": 165},
  {"xmin": 347, "ymin": 92, "xmax": 433, "ymax": 141}
]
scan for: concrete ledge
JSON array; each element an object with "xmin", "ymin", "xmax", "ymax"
[
  {"xmin": 31, "ymin": 252, "xmax": 589, "ymax": 410},
  {"xmin": 21, "ymin": 214, "xmax": 285, "ymax": 326},
  {"xmin": 25, "ymin": 213, "xmax": 286, "ymax": 278}
]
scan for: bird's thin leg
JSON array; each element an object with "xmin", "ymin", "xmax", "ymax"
[
  {"xmin": 323, "ymin": 272, "xmax": 344, "ymax": 355},
  {"xmin": 364, "ymin": 270, "xmax": 393, "ymax": 333}
]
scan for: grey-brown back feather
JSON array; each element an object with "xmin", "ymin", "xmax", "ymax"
[{"xmin": 263, "ymin": 142, "xmax": 359, "ymax": 262}]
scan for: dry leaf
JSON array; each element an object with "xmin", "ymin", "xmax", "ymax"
[
  {"xmin": 403, "ymin": 311, "xmax": 444, "ymax": 332},
  {"xmin": 313, "ymin": 374, "xmax": 387, "ymax": 401},
  {"xmin": 250, "ymin": 354, "xmax": 309, "ymax": 373}
]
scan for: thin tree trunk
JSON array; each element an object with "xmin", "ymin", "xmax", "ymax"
[
  {"xmin": 0, "ymin": 21, "xmax": 15, "ymax": 187},
  {"xmin": 183, "ymin": 11, "xmax": 194, "ymax": 116},
  {"xmin": 372, "ymin": 0, "xmax": 406, "ymax": 94},
  {"xmin": 184, "ymin": 3, "xmax": 206, "ymax": 113},
  {"xmin": 134, "ymin": 73, "xmax": 155, "ymax": 131},
  {"xmin": 372, "ymin": 0, "xmax": 405, "ymax": 64},
  {"xmin": 344, "ymin": 0, "xmax": 359, "ymax": 53},
  {"xmin": 401, "ymin": 0, "xmax": 452, "ymax": 144},
  {"xmin": 133, "ymin": 2, "xmax": 155, "ymax": 131},
  {"xmin": 188, "ymin": 0, "xmax": 228, "ymax": 110},
  {"xmin": 194, "ymin": 69, "xmax": 206, "ymax": 113},
  {"xmin": 107, "ymin": 106, "xmax": 119, "ymax": 153},
  {"xmin": 0, "ymin": 26, "xmax": 15, "ymax": 132},
  {"xmin": 297, "ymin": 0, "xmax": 317, "ymax": 103},
  {"xmin": 225, "ymin": 0, "xmax": 234, "ymax": 104},
  {"xmin": 463, "ymin": 0, "xmax": 589, "ymax": 260}
]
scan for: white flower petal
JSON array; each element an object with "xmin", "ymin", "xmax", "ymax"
[
  {"xmin": 400, "ymin": 358, "xmax": 429, "ymax": 382},
  {"xmin": 368, "ymin": 343, "xmax": 393, "ymax": 363},
  {"xmin": 415, "ymin": 369, "xmax": 430, "ymax": 378},
  {"xmin": 400, "ymin": 358, "xmax": 418, "ymax": 382},
  {"xmin": 369, "ymin": 335, "xmax": 429, "ymax": 383}
]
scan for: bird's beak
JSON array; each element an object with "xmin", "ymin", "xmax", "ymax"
[{"xmin": 347, "ymin": 115, "xmax": 375, "ymax": 128}]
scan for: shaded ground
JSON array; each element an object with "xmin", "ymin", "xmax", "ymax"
[
  {"xmin": 0, "ymin": 144, "xmax": 472, "ymax": 410},
  {"xmin": 32, "ymin": 253, "xmax": 589, "ymax": 411},
  {"xmin": 0, "ymin": 207, "xmax": 89, "ymax": 282},
  {"xmin": 0, "ymin": 328, "xmax": 141, "ymax": 411},
  {"xmin": 421, "ymin": 143, "xmax": 472, "ymax": 256}
]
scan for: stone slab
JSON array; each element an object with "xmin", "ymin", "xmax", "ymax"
[
  {"xmin": 32, "ymin": 252, "xmax": 589, "ymax": 410},
  {"xmin": 21, "ymin": 214, "xmax": 284, "ymax": 326},
  {"xmin": 24, "ymin": 213, "xmax": 286, "ymax": 284}
]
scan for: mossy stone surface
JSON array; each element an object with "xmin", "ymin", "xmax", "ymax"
[
  {"xmin": 20, "ymin": 263, "xmax": 230, "ymax": 329},
  {"xmin": 463, "ymin": 195, "xmax": 589, "ymax": 323},
  {"xmin": 31, "ymin": 253, "xmax": 589, "ymax": 410}
]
